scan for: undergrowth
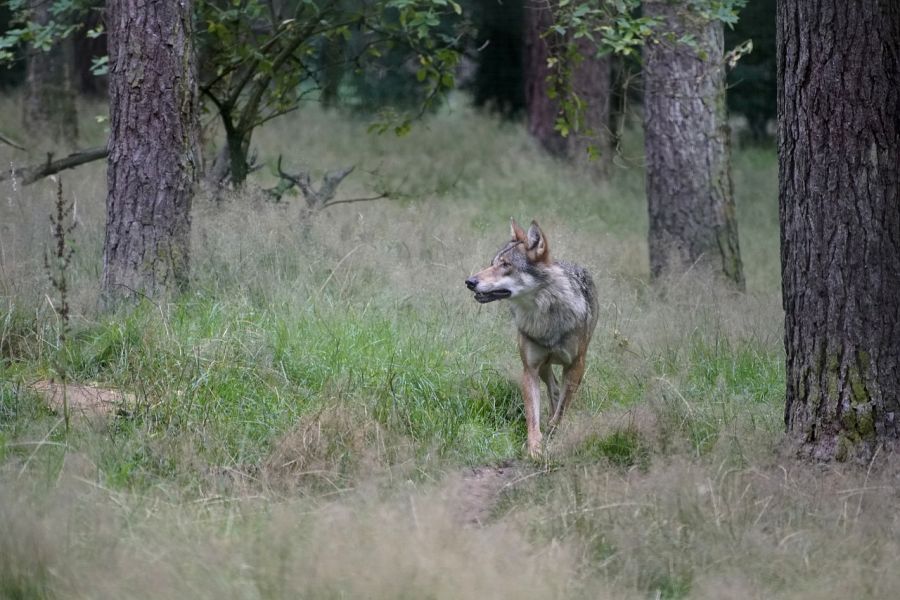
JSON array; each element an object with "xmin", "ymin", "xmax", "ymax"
[{"xmin": 3, "ymin": 100, "xmax": 881, "ymax": 600}]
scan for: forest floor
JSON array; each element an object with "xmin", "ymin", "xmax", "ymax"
[{"xmin": 3, "ymin": 98, "xmax": 900, "ymax": 599}]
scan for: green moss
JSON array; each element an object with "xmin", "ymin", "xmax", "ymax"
[
  {"xmin": 806, "ymin": 377, "xmax": 821, "ymax": 414},
  {"xmin": 824, "ymin": 355, "xmax": 839, "ymax": 401},
  {"xmin": 856, "ymin": 408, "xmax": 875, "ymax": 438},
  {"xmin": 835, "ymin": 435, "xmax": 851, "ymax": 462},
  {"xmin": 841, "ymin": 409, "xmax": 857, "ymax": 432}
]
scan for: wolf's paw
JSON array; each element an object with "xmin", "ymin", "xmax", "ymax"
[{"xmin": 526, "ymin": 437, "xmax": 544, "ymax": 461}]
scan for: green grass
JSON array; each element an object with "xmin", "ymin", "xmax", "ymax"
[{"xmin": 3, "ymin": 99, "xmax": 898, "ymax": 600}]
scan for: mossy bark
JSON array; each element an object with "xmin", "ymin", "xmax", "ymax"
[
  {"xmin": 642, "ymin": 1, "xmax": 744, "ymax": 288},
  {"xmin": 102, "ymin": 0, "xmax": 200, "ymax": 305},
  {"xmin": 778, "ymin": 0, "xmax": 900, "ymax": 461}
]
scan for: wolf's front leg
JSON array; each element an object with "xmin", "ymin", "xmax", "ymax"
[{"xmin": 521, "ymin": 368, "xmax": 543, "ymax": 458}]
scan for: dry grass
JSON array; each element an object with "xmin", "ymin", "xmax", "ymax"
[
  {"xmin": 4, "ymin": 97, "xmax": 886, "ymax": 599},
  {"xmin": 503, "ymin": 455, "xmax": 900, "ymax": 599},
  {"xmin": 0, "ymin": 468, "xmax": 593, "ymax": 600}
]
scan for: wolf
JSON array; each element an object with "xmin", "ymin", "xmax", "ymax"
[{"xmin": 465, "ymin": 219, "xmax": 598, "ymax": 458}]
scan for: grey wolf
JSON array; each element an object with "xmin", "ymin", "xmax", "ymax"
[{"xmin": 465, "ymin": 219, "xmax": 598, "ymax": 457}]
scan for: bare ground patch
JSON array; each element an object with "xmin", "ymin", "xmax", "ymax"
[
  {"xmin": 446, "ymin": 460, "xmax": 531, "ymax": 526},
  {"xmin": 29, "ymin": 380, "xmax": 134, "ymax": 418}
]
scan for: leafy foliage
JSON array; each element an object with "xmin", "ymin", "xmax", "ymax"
[
  {"xmin": 198, "ymin": 0, "xmax": 470, "ymax": 184},
  {"xmin": 547, "ymin": 0, "xmax": 746, "ymax": 145},
  {"xmin": 3, "ymin": 1, "xmax": 470, "ymax": 186},
  {"xmin": 0, "ymin": 0, "xmax": 96, "ymax": 64}
]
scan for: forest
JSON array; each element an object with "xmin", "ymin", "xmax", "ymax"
[{"xmin": 1, "ymin": 0, "xmax": 898, "ymax": 598}]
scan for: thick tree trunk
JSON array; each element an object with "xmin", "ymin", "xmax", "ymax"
[
  {"xmin": 643, "ymin": 1, "xmax": 744, "ymax": 287},
  {"xmin": 778, "ymin": 0, "xmax": 900, "ymax": 461},
  {"xmin": 524, "ymin": 2, "xmax": 612, "ymax": 174},
  {"xmin": 568, "ymin": 37, "xmax": 612, "ymax": 178},
  {"xmin": 523, "ymin": 1, "xmax": 567, "ymax": 157},
  {"xmin": 22, "ymin": 0, "xmax": 78, "ymax": 147},
  {"xmin": 102, "ymin": 0, "xmax": 200, "ymax": 304}
]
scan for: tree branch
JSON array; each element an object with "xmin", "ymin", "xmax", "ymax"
[
  {"xmin": 0, "ymin": 131, "xmax": 26, "ymax": 151},
  {"xmin": 0, "ymin": 146, "xmax": 108, "ymax": 185},
  {"xmin": 322, "ymin": 193, "xmax": 389, "ymax": 208}
]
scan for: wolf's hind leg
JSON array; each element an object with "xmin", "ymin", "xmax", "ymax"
[
  {"xmin": 547, "ymin": 356, "xmax": 586, "ymax": 433},
  {"xmin": 539, "ymin": 364, "xmax": 560, "ymax": 417}
]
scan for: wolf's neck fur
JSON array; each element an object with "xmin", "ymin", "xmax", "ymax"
[{"xmin": 509, "ymin": 263, "xmax": 588, "ymax": 348}]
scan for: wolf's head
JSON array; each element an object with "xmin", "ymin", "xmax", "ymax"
[{"xmin": 465, "ymin": 218, "xmax": 550, "ymax": 304}]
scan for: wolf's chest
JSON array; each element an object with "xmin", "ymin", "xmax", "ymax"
[{"xmin": 513, "ymin": 306, "xmax": 582, "ymax": 362}]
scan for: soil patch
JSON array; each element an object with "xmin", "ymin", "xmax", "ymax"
[
  {"xmin": 448, "ymin": 460, "xmax": 528, "ymax": 527},
  {"xmin": 30, "ymin": 380, "xmax": 134, "ymax": 418}
]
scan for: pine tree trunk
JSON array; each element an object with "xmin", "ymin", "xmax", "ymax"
[
  {"xmin": 643, "ymin": 1, "xmax": 744, "ymax": 287},
  {"xmin": 524, "ymin": 2, "xmax": 612, "ymax": 174},
  {"xmin": 523, "ymin": 1, "xmax": 567, "ymax": 157},
  {"xmin": 778, "ymin": 0, "xmax": 900, "ymax": 461},
  {"xmin": 22, "ymin": 0, "xmax": 78, "ymax": 148},
  {"xmin": 568, "ymin": 37, "xmax": 611, "ymax": 178},
  {"xmin": 102, "ymin": 0, "xmax": 200, "ymax": 304}
]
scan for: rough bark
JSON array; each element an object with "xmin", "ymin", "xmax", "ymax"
[
  {"xmin": 523, "ymin": 1, "xmax": 567, "ymax": 156},
  {"xmin": 778, "ymin": 0, "xmax": 900, "ymax": 461},
  {"xmin": 102, "ymin": 0, "xmax": 200, "ymax": 304},
  {"xmin": 568, "ymin": 37, "xmax": 612, "ymax": 178},
  {"xmin": 524, "ymin": 2, "xmax": 612, "ymax": 175},
  {"xmin": 643, "ymin": 1, "xmax": 744, "ymax": 287},
  {"xmin": 22, "ymin": 0, "xmax": 78, "ymax": 148}
]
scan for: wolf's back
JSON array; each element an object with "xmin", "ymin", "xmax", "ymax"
[{"xmin": 557, "ymin": 260, "xmax": 599, "ymax": 331}]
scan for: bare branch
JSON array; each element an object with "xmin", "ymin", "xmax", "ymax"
[
  {"xmin": 322, "ymin": 193, "xmax": 389, "ymax": 208},
  {"xmin": 0, "ymin": 131, "xmax": 26, "ymax": 151},
  {"xmin": 319, "ymin": 166, "xmax": 355, "ymax": 204},
  {"xmin": 0, "ymin": 146, "xmax": 108, "ymax": 186}
]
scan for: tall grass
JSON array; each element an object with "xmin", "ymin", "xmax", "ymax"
[{"xmin": 4, "ymin": 99, "xmax": 888, "ymax": 600}]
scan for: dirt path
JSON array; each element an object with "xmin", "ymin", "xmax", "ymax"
[{"xmin": 448, "ymin": 460, "xmax": 529, "ymax": 527}]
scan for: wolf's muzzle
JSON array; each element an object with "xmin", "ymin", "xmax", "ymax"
[{"xmin": 465, "ymin": 277, "xmax": 478, "ymax": 291}]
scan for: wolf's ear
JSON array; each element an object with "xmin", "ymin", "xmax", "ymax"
[
  {"xmin": 510, "ymin": 217, "xmax": 527, "ymax": 242},
  {"xmin": 526, "ymin": 220, "xmax": 549, "ymax": 262}
]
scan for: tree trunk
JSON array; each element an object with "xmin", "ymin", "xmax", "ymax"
[
  {"xmin": 643, "ymin": 1, "xmax": 744, "ymax": 287},
  {"xmin": 524, "ymin": 2, "xmax": 612, "ymax": 174},
  {"xmin": 568, "ymin": 37, "xmax": 612, "ymax": 178},
  {"xmin": 523, "ymin": 0, "xmax": 567, "ymax": 157},
  {"xmin": 102, "ymin": 0, "xmax": 200, "ymax": 304},
  {"xmin": 778, "ymin": 0, "xmax": 900, "ymax": 462},
  {"xmin": 22, "ymin": 0, "xmax": 78, "ymax": 148}
]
